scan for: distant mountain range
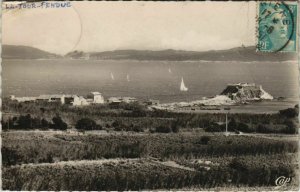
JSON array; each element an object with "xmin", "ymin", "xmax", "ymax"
[
  {"xmin": 2, "ymin": 45, "xmax": 297, "ymax": 61},
  {"xmin": 2, "ymin": 45, "xmax": 62, "ymax": 59}
]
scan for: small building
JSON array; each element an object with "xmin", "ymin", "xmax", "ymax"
[
  {"xmin": 77, "ymin": 96, "xmax": 90, "ymax": 106},
  {"xmin": 12, "ymin": 96, "xmax": 36, "ymax": 103},
  {"xmin": 144, "ymin": 99, "xmax": 159, "ymax": 106},
  {"xmin": 121, "ymin": 97, "xmax": 137, "ymax": 103},
  {"xmin": 87, "ymin": 92, "xmax": 104, "ymax": 104},
  {"xmin": 107, "ymin": 97, "xmax": 137, "ymax": 105},
  {"xmin": 107, "ymin": 97, "xmax": 123, "ymax": 107},
  {"xmin": 64, "ymin": 95, "xmax": 75, "ymax": 105},
  {"xmin": 36, "ymin": 95, "xmax": 51, "ymax": 102},
  {"xmin": 9, "ymin": 95, "xmax": 15, "ymax": 100},
  {"xmin": 36, "ymin": 95, "xmax": 65, "ymax": 104},
  {"xmin": 107, "ymin": 97, "xmax": 122, "ymax": 104},
  {"xmin": 65, "ymin": 95, "xmax": 89, "ymax": 106},
  {"xmin": 49, "ymin": 95, "xmax": 65, "ymax": 104}
]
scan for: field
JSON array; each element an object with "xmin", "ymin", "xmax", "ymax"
[
  {"xmin": 2, "ymin": 97, "xmax": 299, "ymax": 190},
  {"xmin": 2, "ymin": 131, "xmax": 299, "ymax": 190}
]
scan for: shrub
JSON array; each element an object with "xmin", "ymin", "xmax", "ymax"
[
  {"xmin": 155, "ymin": 125, "xmax": 172, "ymax": 133},
  {"xmin": 112, "ymin": 120, "xmax": 121, "ymax": 128},
  {"xmin": 76, "ymin": 118, "xmax": 100, "ymax": 130},
  {"xmin": 18, "ymin": 114, "xmax": 32, "ymax": 128},
  {"xmin": 199, "ymin": 136, "xmax": 210, "ymax": 145},
  {"xmin": 279, "ymin": 107, "xmax": 299, "ymax": 118},
  {"xmin": 52, "ymin": 115, "xmax": 68, "ymax": 130},
  {"xmin": 237, "ymin": 122, "xmax": 251, "ymax": 133},
  {"xmin": 132, "ymin": 125, "xmax": 144, "ymax": 132},
  {"xmin": 284, "ymin": 119, "xmax": 298, "ymax": 134},
  {"xmin": 257, "ymin": 124, "xmax": 271, "ymax": 133},
  {"xmin": 41, "ymin": 118, "xmax": 51, "ymax": 129},
  {"xmin": 228, "ymin": 118, "xmax": 237, "ymax": 131},
  {"xmin": 205, "ymin": 122, "xmax": 222, "ymax": 132},
  {"xmin": 171, "ymin": 120, "xmax": 180, "ymax": 133}
]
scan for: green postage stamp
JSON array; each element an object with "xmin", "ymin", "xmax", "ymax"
[{"xmin": 257, "ymin": 1, "xmax": 298, "ymax": 52}]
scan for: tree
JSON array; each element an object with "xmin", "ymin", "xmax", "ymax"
[
  {"xmin": 237, "ymin": 122, "xmax": 251, "ymax": 133},
  {"xmin": 257, "ymin": 124, "xmax": 267, "ymax": 133},
  {"xmin": 76, "ymin": 118, "xmax": 100, "ymax": 130},
  {"xmin": 279, "ymin": 107, "xmax": 299, "ymax": 118},
  {"xmin": 52, "ymin": 115, "xmax": 67, "ymax": 130},
  {"xmin": 41, "ymin": 118, "xmax": 50, "ymax": 129},
  {"xmin": 284, "ymin": 119, "xmax": 298, "ymax": 134},
  {"xmin": 18, "ymin": 114, "xmax": 32, "ymax": 129},
  {"xmin": 171, "ymin": 120, "xmax": 180, "ymax": 133},
  {"xmin": 228, "ymin": 118, "xmax": 237, "ymax": 131},
  {"xmin": 205, "ymin": 122, "xmax": 222, "ymax": 132}
]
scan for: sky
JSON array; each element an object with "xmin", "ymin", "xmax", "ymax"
[{"xmin": 2, "ymin": 1, "xmax": 256, "ymax": 55}]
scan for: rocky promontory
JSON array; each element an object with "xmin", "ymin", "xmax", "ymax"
[{"xmin": 153, "ymin": 83, "xmax": 273, "ymax": 110}]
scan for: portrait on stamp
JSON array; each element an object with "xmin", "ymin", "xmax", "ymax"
[{"xmin": 257, "ymin": 2, "xmax": 297, "ymax": 52}]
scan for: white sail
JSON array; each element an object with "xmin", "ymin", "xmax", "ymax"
[
  {"xmin": 126, "ymin": 74, "xmax": 130, "ymax": 82},
  {"xmin": 110, "ymin": 72, "xmax": 115, "ymax": 80},
  {"xmin": 168, "ymin": 68, "xmax": 172, "ymax": 74},
  {"xmin": 180, "ymin": 77, "xmax": 188, "ymax": 91}
]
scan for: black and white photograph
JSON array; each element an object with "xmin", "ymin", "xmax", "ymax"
[{"xmin": 1, "ymin": 1, "xmax": 299, "ymax": 191}]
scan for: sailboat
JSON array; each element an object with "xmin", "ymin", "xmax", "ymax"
[
  {"xmin": 168, "ymin": 68, "xmax": 172, "ymax": 74},
  {"xmin": 180, "ymin": 77, "xmax": 188, "ymax": 91},
  {"xmin": 126, "ymin": 74, "xmax": 130, "ymax": 82},
  {"xmin": 110, "ymin": 72, "xmax": 115, "ymax": 80}
]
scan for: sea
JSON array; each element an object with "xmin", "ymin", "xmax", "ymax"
[{"xmin": 2, "ymin": 59, "xmax": 299, "ymax": 105}]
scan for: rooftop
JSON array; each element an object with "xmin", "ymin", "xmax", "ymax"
[{"xmin": 90, "ymin": 92, "xmax": 101, "ymax": 95}]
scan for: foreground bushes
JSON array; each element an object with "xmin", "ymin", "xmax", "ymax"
[
  {"xmin": 204, "ymin": 119, "xmax": 298, "ymax": 134},
  {"xmin": 2, "ymin": 133, "xmax": 297, "ymax": 166},
  {"xmin": 3, "ymin": 155, "xmax": 297, "ymax": 191},
  {"xmin": 2, "ymin": 132, "xmax": 298, "ymax": 190},
  {"xmin": 2, "ymin": 160, "xmax": 209, "ymax": 190},
  {"xmin": 229, "ymin": 156, "xmax": 296, "ymax": 186},
  {"xmin": 75, "ymin": 118, "xmax": 102, "ymax": 130},
  {"xmin": 2, "ymin": 114, "xmax": 68, "ymax": 130}
]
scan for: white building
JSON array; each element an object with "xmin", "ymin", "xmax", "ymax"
[
  {"xmin": 65, "ymin": 95, "xmax": 89, "ymax": 106},
  {"xmin": 107, "ymin": 97, "xmax": 122, "ymax": 104},
  {"xmin": 36, "ymin": 95, "xmax": 65, "ymax": 104},
  {"xmin": 122, "ymin": 97, "xmax": 137, "ymax": 103},
  {"xmin": 107, "ymin": 97, "xmax": 137, "ymax": 104},
  {"xmin": 49, "ymin": 95, "xmax": 65, "ymax": 104},
  {"xmin": 10, "ymin": 91, "xmax": 105, "ymax": 106},
  {"xmin": 10, "ymin": 95, "xmax": 36, "ymax": 102},
  {"xmin": 87, "ymin": 92, "xmax": 105, "ymax": 104}
]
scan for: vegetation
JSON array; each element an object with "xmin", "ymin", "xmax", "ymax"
[
  {"xmin": 1, "ymin": 114, "xmax": 67, "ymax": 131},
  {"xmin": 2, "ymin": 98, "xmax": 298, "ymax": 134},
  {"xmin": 75, "ymin": 118, "xmax": 102, "ymax": 130},
  {"xmin": 2, "ymin": 132, "xmax": 298, "ymax": 190},
  {"xmin": 3, "ymin": 154, "xmax": 297, "ymax": 191},
  {"xmin": 52, "ymin": 115, "xmax": 68, "ymax": 130},
  {"xmin": 2, "ymin": 132, "xmax": 297, "ymax": 166},
  {"xmin": 1, "ymin": 99, "xmax": 299, "ymax": 190}
]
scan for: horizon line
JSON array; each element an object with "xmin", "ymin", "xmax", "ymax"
[{"xmin": 3, "ymin": 44, "xmax": 257, "ymax": 56}]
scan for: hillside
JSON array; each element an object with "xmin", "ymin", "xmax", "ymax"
[
  {"xmin": 3, "ymin": 45, "xmax": 297, "ymax": 61},
  {"xmin": 2, "ymin": 45, "xmax": 61, "ymax": 59},
  {"xmin": 85, "ymin": 46, "xmax": 296, "ymax": 61}
]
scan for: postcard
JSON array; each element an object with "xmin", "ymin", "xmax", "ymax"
[{"xmin": 1, "ymin": 1, "xmax": 299, "ymax": 191}]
